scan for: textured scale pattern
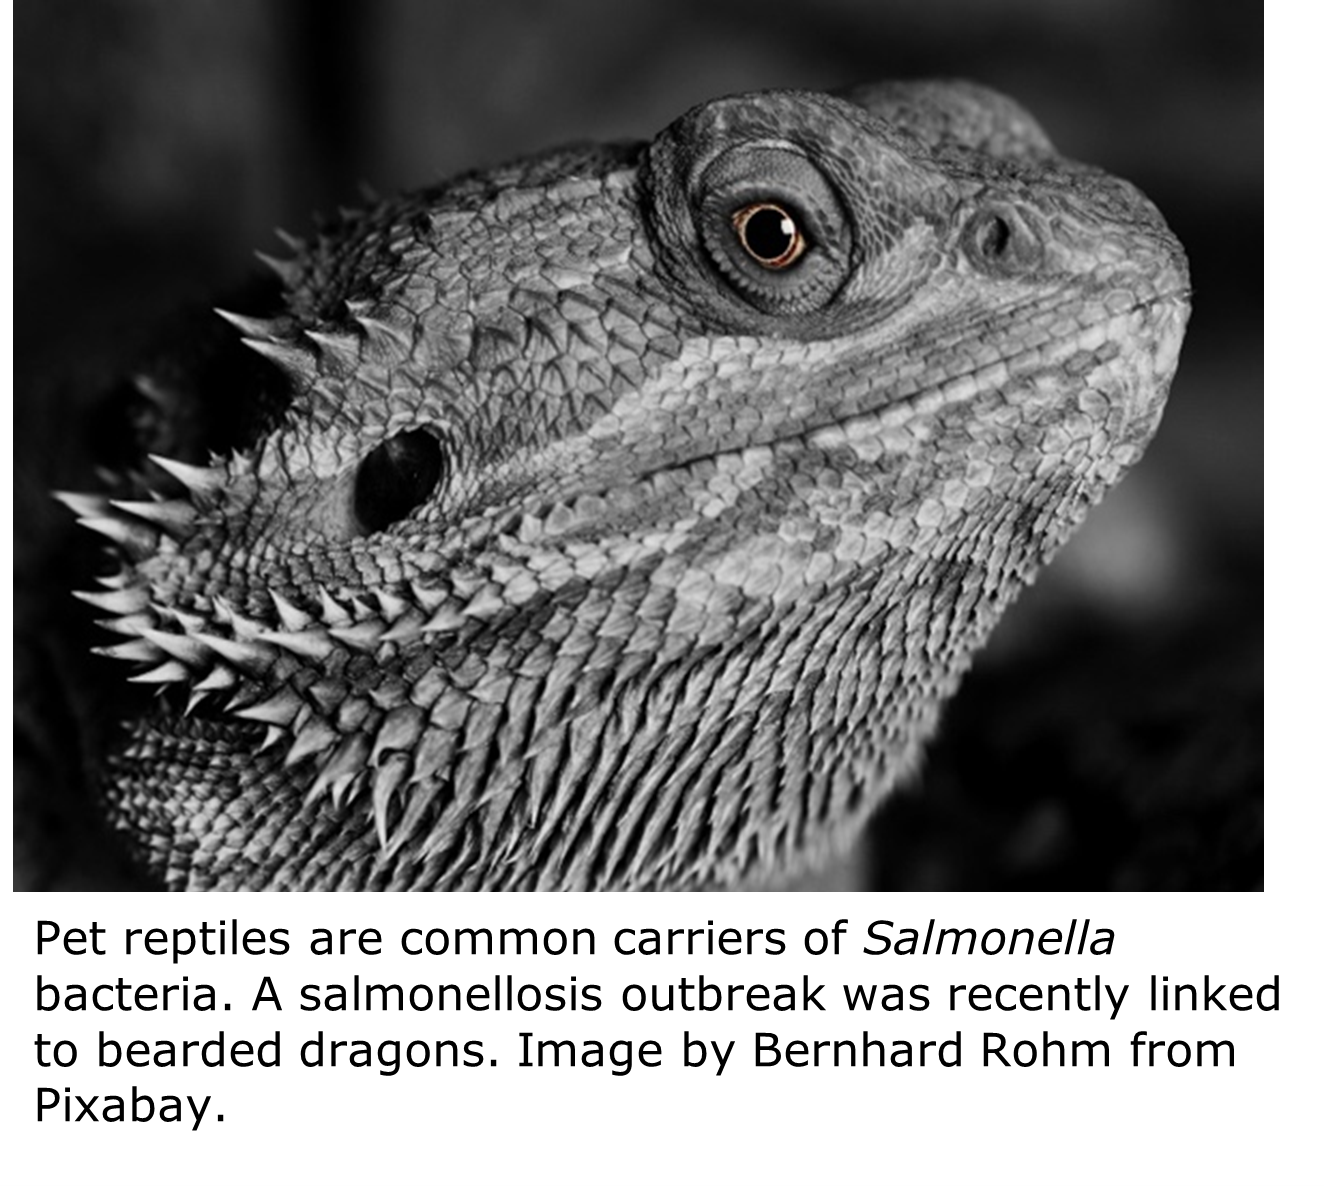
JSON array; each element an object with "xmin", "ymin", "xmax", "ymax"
[{"xmin": 58, "ymin": 81, "xmax": 1190, "ymax": 890}]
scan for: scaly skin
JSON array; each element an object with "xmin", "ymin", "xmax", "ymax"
[{"xmin": 58, "ymin": 81, "xmax": 1190, "ymax": 889}]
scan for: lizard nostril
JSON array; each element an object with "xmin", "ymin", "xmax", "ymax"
[
  {"xmin": 353, "ymin": 429, "xmax": 445, "ymax": 535},
  {"xmin": 963, "ymin": 205, "xmax": 1043, "ymax": 276}
]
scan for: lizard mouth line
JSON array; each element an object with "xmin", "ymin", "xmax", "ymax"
[{"xmin": 618, "ymin": 289, "xmax": 1190, "ymax": 492}]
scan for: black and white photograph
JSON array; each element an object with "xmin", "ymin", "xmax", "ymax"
[{"xmin": 14, "ymin": 0, "xmax": 1261, "ymax": 894}]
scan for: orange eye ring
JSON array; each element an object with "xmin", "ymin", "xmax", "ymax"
[{"xmin": 731, "ymin": 202, "xmax": 807, "ymax": 270}]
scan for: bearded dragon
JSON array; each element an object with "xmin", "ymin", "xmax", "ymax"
[{"xmin": 50, "ymin": 80, "xmax": 1190, "ymax": 890}]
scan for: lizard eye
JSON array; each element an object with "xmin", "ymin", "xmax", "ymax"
[
  {"xmin": 732, "ymin": 202, "xmax": 807, "ymax": 269},
  {"xmin": 353, "ymin": 429, "xmax": 445, "ymax": 534},
  {"xmin": 695, "ymin": 145, "xmax": 851, "ymax": 314}
]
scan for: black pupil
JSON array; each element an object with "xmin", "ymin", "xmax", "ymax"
[
  {"xmin": 981, "ymin": 216, "xmax": 1012, "ymax": 258},
  {"xmin": 744, "ymin": 206, "xmax": 795, "ymax": 262},
  {"xmin": 353, "ymin": 429, "xmax": 444, "ymax": 534}
]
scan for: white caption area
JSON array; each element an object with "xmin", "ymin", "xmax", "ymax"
[{"xmin": 5, "ymin": 892, "xmax": 1315, "ymax": 1186}]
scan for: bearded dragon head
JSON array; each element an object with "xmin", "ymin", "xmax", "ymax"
[{"xmin": 59, "ymin": 81, "xmax": 1190, "ymax": 889}]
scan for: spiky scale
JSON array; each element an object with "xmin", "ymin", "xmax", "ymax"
[
  {"xmin": 383, "ymin": 779, "xmax": 439, "ymax": 860},
  {"xmin": 240, "ymin": 337, "xmax": 320, "ymax": 380},
  {"xmin": 130, "ymin": 661, "xmax": 191, "ymax": 684},
  {"xmin": 463, "ymin": 587, "xmax": 507, "ymax": 618},
  {"xmin": 194, "ymin": 633, "xmax": 276, "ymax": 673},
  {"xmin": 327, "ymin": 621, "xmax": 384, "ymax": 651},
  {"xmin": 273, "ymin": 227, "xmax": 306, "ymax": 253},
  {"xmin": 213, "ymin": 307, "xmax": 284, "ymax": 341},
  {"xmin": 148, "ymin": 454, "xmax": 227, "ymax": 496},
  {"xmin": 211, "ymin": 597, "xmax": 265, "ymax": 640},
  {"xmin": 131, "ymin": 373, "xmax": 173, "ymax": 408},
  {"xmin": 310, "ymin": 734, "xmax": 371, "ymax": 805},
  {"xmin": 260, "ymin": 629, "xmax": 335, "ymax": 661},
  {"xmin": 72, "ymin": 586, "xmax": 151, "ymax": 615},
  {"xmin": 235, "ymin": 689, "xmax": 303, "ymax": 727},
  {"xmin": 410, "ymin": 725, "xmax": 459, "ymax": 786},
  {"xmin": 408, "ymin": 581, "xmax": 450, "ymax": 612},
  {"xmin": 160, "ymin": 605, "xmax": 210, "ymax": 634},
  {"xmin": 258, "ymin": 725, "xmax": 287, "ymax": 753},
  {"xmin": 95, "ymin": 638, "xmax": 164, "ymax": 664},
  {"xmin": 380, "ymin": 613, "xmax": 426, "ymax": 644},
  {"xmin": 139, "ymin": 627, "xmax": 211, "ymax": 667},
  {"xmin": 52, "ymin": 490, "xmax": 111, "ymax": 518},
  {"xmin": 195, "ymin": 666, "xmax": 239, "ymax": 693},
  {"xmin": 270, "ymin": 591, "xmax": 313, "ymax": 633},
  {"xmin": 353, "ymin": 313, "xmax": 413, "ymax": 351},
  {"xmin": 253, "ymin": 250, "xmax": 301, "ymax": 288},
  {"xmin": 421, "ymin": 604, "xmax": 467, "ymax": 634},
  {"xmin": 375, "ymin": 591, "xmax": 411, "ymax": 622},
  {"xmin": 285, "ymin": 717, "xmax": 340, "ymax": 767},
  {"xmin": 372, "ymin": 754, "xmax": 413, "ymax": 849},
  {"xmin": 336, "ymin": 772, "xmax": 369, "ymax": 811},
  {"xmin": 97, "ymin": 613, "xmax": 156, "ymax": 638},
  {"xmin": 317, "ymin": 588, "xmax": 353, "ymax": 628},
  {"xmin": 370, "ymin": 704, "xmax": 426, "ymax": 765},
  {"xmin": 307, "ymin": 679, "xmax": 349, "ymax": 713},
  {"xmin": 305, "ymin": 329, "xmax": 362, "ymax": 369},
  {"xmin": 75, "ymin": 515, "xmax": 159, "ymax": 556}
]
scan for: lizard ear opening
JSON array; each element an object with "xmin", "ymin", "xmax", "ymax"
[{"xmin": 352, "ymin": 429, "xmax": 445, "ymax": 535}]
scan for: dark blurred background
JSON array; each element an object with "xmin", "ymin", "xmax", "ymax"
[{"xmin": 14, "ymin": 0, "xmax": 1262, "ymax": 890}]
